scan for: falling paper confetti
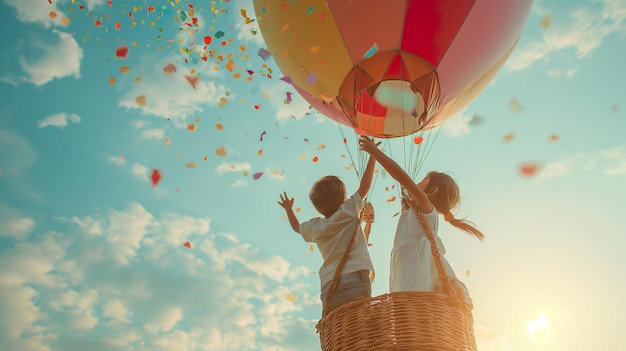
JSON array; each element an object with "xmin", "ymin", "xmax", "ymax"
[
  {"xmin": 185, "ymin": 76, "xmax": 199, "ymax": 89},
  {"xmin": 135, "ymin": 95, "xmax": 147, "ymax": 107},
  {"xmin": 257, "ymin": 149, "xmax": 263, "ymax": 156},
  {"xmin": 519, "ymin": 162, "xmax": 542, "ymax": 177},
  {"xmin": 387, "ymin": 196, "xmax": 397, "ymax": 203},
  {"xmin": 312, "ymin": 156, "xmax": 319, "ymax": 163},
  {"xmin": 120, "ymin": 65, "xmax": 130, "ymax": 74},
  {"xmin": 163, "ymin": 63, "xmax": 176, "ymax": 74},
  {"xmin": 540, "ymin": 13, "xmax": 552, "ymax": 29},
  {"xmin": 549, "ymin": 134, "xmax": 559, "ymax": 142},
  {"xmin": 116, "ymin": 45, "xmax": 129, "ymax": 58},
  {"xmin": 309, "ymin": 244, "xmax": 314, "ymax": 252},
  {"xmin": 260, "ymin": 131, "xmax": 267, "ymax": 141},
  {"xmin": 285, "ymin": 293, "xmax": 297, "ymax": 303},
  {"xmin": 363, "ymin": 43, "xmax": 379, "ymax": 59},
  {"xmin": 216, "ymin": 123, "xmax": 224, "ymax": 130},
  {"xmin": 183, "ymin": 241, "xmax": 192, "ymax": 249},
  {"xmin": 151, "ymin": 169, "xmax": 162, "ymax": 186},
  {"xmin": 216, "ymin": 145, "xmax": 226, "ymax": 156},
  {"xmin": 185, "ymin": 162, "xmax": 197, "ymax": 168},
  {"xmin": 509, "ymin": 98, "xmax": 523, "ymax": 112},
  {"xmin": 307, "ymin": 73, "xmax": 316, "ymax": 84},
  {"xmin": 258, "ymin": 48, "xmax": 271, "ymax": 60},
  {"xmin": 502, "ymin": 133, "xmax": 515, "ymax": 142},
  {"xmin": 414, "ymin": 136, "xmax": 423, "ymax": 144},
  {"xmin": 108, "ymin": 76, "xmax": 116, "ymax": 86},
  {"xmin": 164, "ymin": 137, "xmax": 170, "ymax": 147},
  {"xmin": 253, "ymin": 172, "xmax": 263, "ymax": 180}
]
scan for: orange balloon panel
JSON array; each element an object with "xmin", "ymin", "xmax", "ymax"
[{"xmin": 254, "ymin": 0, "xmax": 532, "ymax": 138}]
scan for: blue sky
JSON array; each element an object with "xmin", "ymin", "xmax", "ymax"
[{"xmin": 0, "ymin": 0, "xmax": 625, "ymax": 350}]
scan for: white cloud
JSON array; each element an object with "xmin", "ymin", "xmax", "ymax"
[
  {"xmin": 232, "ymin": 179, "xmax": 248, "ymax": 187},
  {"xmin": 261, "ymin": 80, "xmax": 313, "ymax": 122},
  {"xmin": 0, "ymin": 130, "xmax": 37, "ymax": 176},
  {"xmin": 0, "ymin": 206, "xmax": 35, "ymax": 240},
  {"xmin": 131, "ymin": 163, "xmax": 150, "ymax": 183},
  {"xmin": 537, "ymin": 145, "xmax": 626, "ymax": 179},
  {"xmin": 118, "ymin": 58, "xmax": 228, "ymax": 127},
  {"xmin": 139, "ymin": 128, "xmax": 165, "ymax": 141},
  {"xmin": 508, "ymin": 0, "xmax": 626, "ymax": 71},
  {"xmin": 0, "ymin": 203, "xmax": 320, "ymax": 351},
  {"xmin": 107, "ymin": 155, "xmax": 127, "ymax": 166},
  {"xmin": 4, "ymin": 0, "xmax": 66, "ymax": 28},
  {"xmin": 20, "ymin": 31, "xmax": 82, "ymax": 86},
  {"xmin": 236, "ymin": 0, "xmax": 265, "ymax": 47},
  {"xmin": 216, "ymin": 162, "xmax": 251, "ymax": 174},
  {"xmin": 38, "ymin": 113, "xmax": 81, "ymax": 129},
  {"xmin": 441, "ymin": 109, "xmax": 473, "ymax": 137}
]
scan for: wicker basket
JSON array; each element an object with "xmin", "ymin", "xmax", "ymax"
[{"xmin": 317, "ymin": 203, "xmax": 477, "ymax": 351}]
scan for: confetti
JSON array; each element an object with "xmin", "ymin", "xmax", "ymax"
[
  {"xmin": 216, "ymin": 123, "xmax": 224, "ymax": 130},
  {"xmin": 204, "ymin": 36, "xmax": 212, "ymax": 45},
  {"xmin": 61, "ymin": 17, "xmax": 70, "ymax": 26},
  {"xmin": 309, "ymin": 244, "xmax": 314, "ymax": 252},
  {"xmin": 187, "ymin": 124, "xmax": 197, "ymax": 132},
  {"xmin": 519, "ymin": 162, "xmax": 542, "ymax": 177},
  {"xmin": 108, "ymin": 76, "xmax": 116, "ymax": 86},
  {"xmin": 540, "ymin": 13, "xmax": 552, "ymax": 29},
  {"xmin": 387, "ymin": 196, "xmax": 396, "ymax": 203},
  {"xmin": 120, "ymin": 65, "xmax": 130, "ymax": 74},
  {"xmin": 307, "ymin": 72, "xmax": 316, "ymax": 84},
  {"xmin": 509, "ymin": 98, "xmax": 523, "ymax": 112},
  {"xmin": 468, "ymin": 115, "xmax": 484, "ymax": 126},
  {"xmin": 316, "ymin": 144, "xmax": 326, "ymax": 150},
  {"xmin": 185, "ymin": 76, "xmax": 199, "ymax": 89},
  {"xmin": 115, "ymin": 20, "xmax": 121, "ymax": 30},
  {"xmin": 502, "ymin": 133, "xmax": 515, "ymax": 142},
  {"xmin": 135, "ymin": 95, "xmax": 147, "ymax": 107},
  {"xmin": 363, "ymin": 43, "xmax": 379, "ymax": 58},
  {"xmin": 164, "ymin": 137, "xmax": 170, "ymax": 147},
  {"xmin": 185, "ymin": 162, "xmax": 197, "ymax": 168},
  {"xmin": 216, "ymin": 145, "xmax": 226, "ymax": 156},
  {"xmin": 413, "ymin": 136, "xmax": 423, "ymax": 144},
  {"xmin": 49, "ymin": 11, "xmax": 57, "ymax": 19},
  {"xmin": 285, "ymin": 293, "xmax": 297, "ymax": 303},
  {"xmin": 466, "ymin": 270, "xmax": 470, "ymax": 278},
  {"xmin": 296, "ymin": 208, "xmax": 301, "ymax": 213},
  {"xmin": 163, "ymin": 63, "xmax": 176, "ymax": 74},
  {"xmin": 549, "ymin": 134, "xmax": 559, "ymax": 142},
  {"xmin": 253, "ymin": 171, "xmax": 263, "ymax": 180},
  {"xmin": 257, "ymin": 149, "xmax": 263, "ymax": 156},
  {"xmin": 312, "ymin": 156, "xmax": 319, "ymax": 162},
  {"xmin": 258, "ymin": 48, "xmax": 271, "ymax": 60},
  {"xmin": 285, "ymin": 92, "xmax": 293, "ymax": 104},
  {"xmin": 183, "ymin": 241, "xmax": 192, "ymax": 249},
  {"xmin": 116, "ymin": 46, "xmax": 129, "ymax": 59},
  {"xmin": 260, "ymin": 131, "xmax": 267, "ymax": 141},
  {"xmin": 151, "ymin": 169, "xmax": 162, "ymax": 186}
]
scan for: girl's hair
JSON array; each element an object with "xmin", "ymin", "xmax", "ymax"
[
  {"xmin": 426, "ymin": 172, "xmax": 484, "ymax": 240},
  {"xmin": 309, "ymin": 176, "xmax": 346, "ymax": 218}
]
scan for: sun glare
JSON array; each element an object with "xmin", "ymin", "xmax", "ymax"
[{"xmin": 526, "ymin": 313, "xmax": 550, "ymax": 341}]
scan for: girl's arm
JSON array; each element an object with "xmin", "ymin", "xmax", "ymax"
[{"xmin": 359, "ymin": 137, "xmax": 433, "ymax": 213}]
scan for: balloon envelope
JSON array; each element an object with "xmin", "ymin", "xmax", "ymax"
[{"xmin": 254, "ymin": 0, "xmax": 532, "ymax": 138}]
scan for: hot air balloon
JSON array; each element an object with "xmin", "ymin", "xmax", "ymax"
[
  {"xmin": 254, "ymin": 1, "xmax": 532, "ymax": 350},
  {"xmin": 254, "ymin": 0, "xmax": 532, "ymax": 138}
]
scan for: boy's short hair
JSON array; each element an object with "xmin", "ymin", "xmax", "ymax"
[{"xmin": 309, "ymin": 176, "xmax": 346, "ymax": 217}]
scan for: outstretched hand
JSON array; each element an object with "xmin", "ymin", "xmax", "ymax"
[
  {"xmin": 359, "ymin": 135, "xmax": 380, "ymax": 154},
  {"xmin": 278, "ymin": 192, "xmax": 294, "ymax": 210}
]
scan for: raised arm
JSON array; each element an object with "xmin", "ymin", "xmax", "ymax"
[
  {"xmin": 278, "ymin": 192, "xmax": 301, "ymax": 233},
  {"xmin": 357, "ymin": 151, "xmax": 376, "ymax": 200},
  {"xmin": 359, "ymin": 136, "xmax": 432, "ymax": 213}
]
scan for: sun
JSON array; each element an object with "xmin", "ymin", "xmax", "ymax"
[{"xmin": 526, "ymin": 313, "xmax": 550, "ymax": 342}]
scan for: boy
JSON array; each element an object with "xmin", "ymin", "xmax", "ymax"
[{"xmin": 278, "ymin": 151, "xmax": 376, "ymax": 314}]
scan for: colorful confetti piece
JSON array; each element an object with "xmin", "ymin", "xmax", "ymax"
[
  {"xmin": 135, "ymin": 95, "xmax": 147, "ymax": 107},
  {"xmin": 253, "ymin": 171, "xmax": 263, "ymax": 180},
  {"xmin": 519, "ymin": 162, "xmax": 542, "ymax": 177},
  {"xmin": 151, "ymin": 169, "xmax": 162, "ymax": 187},
  {"xmin": 216, "ymin": 145, "xmax": 226, "ymax": 156},
  {"xmin": 413, "ymin": 136, "xmax": 423, "ymax": 144},
  {"xmin": 183, "ymin": 241, "xmax": 192, "ymax": 249},
  {"xmin": 116, "ymin": 45, "xmax": 129, "ymax": 59}
]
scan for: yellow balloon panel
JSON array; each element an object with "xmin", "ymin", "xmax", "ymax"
[{"xmin": 254, "ymin": 0, "xmax": 353, "ymax": 98}]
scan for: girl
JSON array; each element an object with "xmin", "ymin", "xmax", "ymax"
[{"xmin": 359, "ymin": 136, "xmax": 483, "ymax": 307}]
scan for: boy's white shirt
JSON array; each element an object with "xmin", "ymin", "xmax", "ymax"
[{"xmin": 299, "ymin": 192, "xmax": 375, "ymax": 289}]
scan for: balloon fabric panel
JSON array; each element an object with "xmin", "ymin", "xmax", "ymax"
[
  {"xmin": 437, "ymin": 0, "xmax": 534, "ymax": 102},
  {"xmin": 327, "ymin": 0, "xmax": 407, "ymax": 63}
]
